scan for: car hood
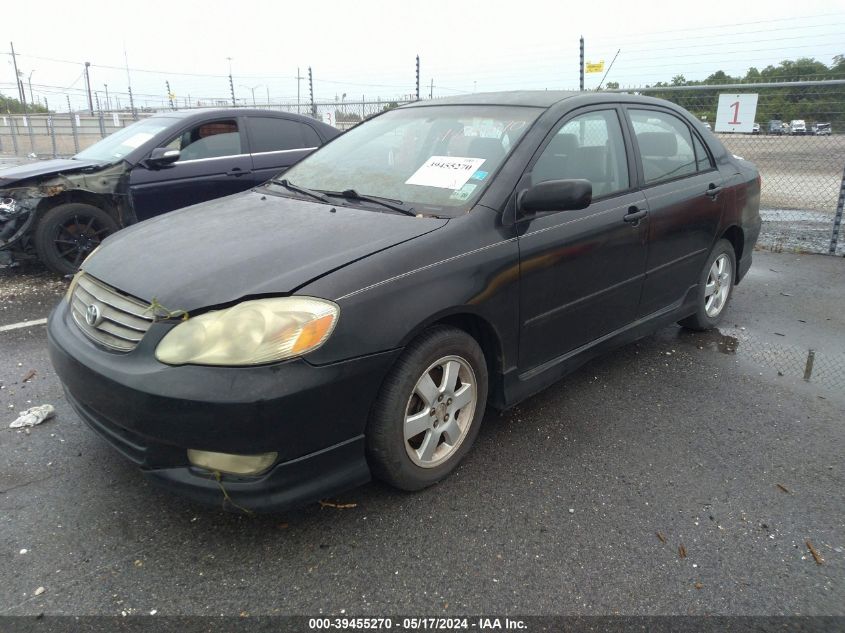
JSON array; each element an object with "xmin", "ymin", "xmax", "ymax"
[
  {"xmin": 0, "ymin": 157, "xmax": 106, "ymax": 187},
  {"xmin": 83, "ymin": 190, "xmax": 447, "ymax": 311}
]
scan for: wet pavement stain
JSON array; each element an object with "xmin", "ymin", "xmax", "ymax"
[{"xmin": 672, "ymin": 326, "xmax": 845, "ymax": 391}]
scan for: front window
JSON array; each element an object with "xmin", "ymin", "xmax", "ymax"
[
  {"xmin": 531, "ymin": 110, "xmax": 629, "ymax": 198},
  {"xmin": 74, "ymin": 117, "xmax": 173, "ymax": 162},
  {"xmin": 278, "ymin": 105, "xmax": 541, "ymax": 215},
  {"xmin": 165, "ymin": 119, "xmax": 241, "ymax": 160}
]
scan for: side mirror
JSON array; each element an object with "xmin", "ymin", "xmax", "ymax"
[
  {"xmin": 518, "ymin": 179, "xmax": 592, "ymax": 217},
  {"xmin": 145, "ymin": 147, "xmax": 181, "ymax": 168}
]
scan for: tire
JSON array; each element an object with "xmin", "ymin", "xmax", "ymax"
[
  {"xmin": 366, "ymin": 326, "xmax": 489, "ymax": 491},
  {"xmin": 679, "ymin": 239, "xmax": 737, "ymax": 331},
  {"xmin": 34, "ymin": 203, "xmax": 119, "ymax": 275}
]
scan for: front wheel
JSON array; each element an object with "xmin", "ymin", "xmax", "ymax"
[
  {"xmin": 34, "ymin": 203, "xmax": 118, "ymax": 275},
  {"xmin": 366, "ymin": 326, "xmax": 488, "ymax": 491},
  {"xmin": 679, "ymin": 239, "xmax": 736, "ymax": 331}
]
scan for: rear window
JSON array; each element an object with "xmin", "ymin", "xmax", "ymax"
[
  {"xmin": 629, "ymin": 110, "xmax": 697, "ymax": 184},
  {"xmin": 247, "ymin": 117, "xmax": 321, "ymax": 153}
]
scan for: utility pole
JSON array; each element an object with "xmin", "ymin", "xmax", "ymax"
[
  {"xmin": 265, "ymin": 85, "xmax": 270, "ymax": 105},
  {"xmin": 9, "ymin": 42, "xmax": 25, "ymax": 108},
  {"xmin": 415, "ymin": 55, "xmax": 420, "ymax": 100},
  {"xmin": 9, "ymin": 42, "xmax": 23, "ymax": 102},
  {"xmin": 579, "ymin": 36, "xmax": 585, "ymax": 91},
  {"xmin": 84, "ymin": 61, "xmax": 94, "ymax": 114},
  {"xmin": 123, "ymin": 43, "xmax": 136, "ymax": 118},
  {"xmin": 227, "ymin": 57, "xmax": 236, "ymax": 106},
  {"xmin": 166, "ymin": 80, "xmax": 174, "ymax": 110},
  {"xmin": 429, "ymin": 78, "xmax": 433, "ymax": 99},
  {"xmin": 104, "ymin": 83, "xmax": 110, "ymax": 111},
  {"xmin": 27, "ymin": 71, "xmax": 34, "ymax": 108},
  {"xmin": 308, "ymin": 67, "xmax": 316, "ymax": 117},
  {"xmin": 296, "ymin": 67, "xmax": 304, "ymax": 114}
]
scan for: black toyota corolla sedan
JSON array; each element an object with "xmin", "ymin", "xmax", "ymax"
[{"xmin": 48, "ymin": 91, "xmax": 761, "ymax": 512}]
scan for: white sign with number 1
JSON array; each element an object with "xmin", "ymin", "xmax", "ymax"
[{"xmin": 715, "ymin": 93, "xmax": 758, "ymax": 133}]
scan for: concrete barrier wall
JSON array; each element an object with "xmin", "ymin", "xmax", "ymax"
[{"xmin": 0, "ymin": 112, "xmax": 148, "ymax": 157}]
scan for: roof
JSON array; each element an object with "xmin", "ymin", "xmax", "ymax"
[
  {"xmin": 151, "ymin": 108, "xmax": 322, "ymax": 121},
  {"xmin": 405, "ymin": 90, "xmax": 581, "ymax": 109}
]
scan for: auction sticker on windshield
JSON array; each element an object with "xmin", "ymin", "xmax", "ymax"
[{"xmin": 406, "ymin": 156, "xmax": 487, "ymax": 190}]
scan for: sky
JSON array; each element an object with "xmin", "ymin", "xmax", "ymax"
[{"xmin": 2, "ymin": 0, "xmax": 843, "ymax": 112}]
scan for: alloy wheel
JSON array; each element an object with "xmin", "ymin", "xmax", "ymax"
[
  {"xmin": 53, "ymin": 214, "xmax": 111, "ymax": 269},
  {"xmin": 704, "ymin": 253, "xmax": 732, "ymax": 318},
  {"xmin": 403, "ymin": 355, "xmax": 478, "ymax": 468}
]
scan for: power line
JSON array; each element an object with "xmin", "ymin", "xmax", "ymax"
[{"xmin": 587, "ymin": 11, "xmax": 845, "ymax": 42}]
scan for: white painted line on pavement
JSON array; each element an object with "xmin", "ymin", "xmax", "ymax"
[{"xmin": 0, "ymin": 318, "xmax": 48, "ymax": 333}]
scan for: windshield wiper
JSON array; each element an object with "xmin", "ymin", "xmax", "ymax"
[
  {"xmin": 270, "ymin": 178, "xmax": 331, "ymax": 203},
  {"xmin": 325, "ymin": 189, "xmax": 417, "ymax": 217}
]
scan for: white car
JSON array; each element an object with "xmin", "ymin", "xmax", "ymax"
[{"xmin": 789, "ymin": 119, "xmax": 806, "ymax": 135}]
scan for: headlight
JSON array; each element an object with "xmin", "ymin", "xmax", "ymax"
[
  {"xmin": 155, "ymin": 296, "xmax": 339, "ymax": 366},
  {"xmin": 64, "ymin": 271, "xmax": 83, "ymax": 303}
]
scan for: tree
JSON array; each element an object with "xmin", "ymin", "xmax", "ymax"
[
  {"xmin": 0, "ymin": 93, "xmax": 49, "ymax": 114},
  {"xmin": 644, "ymin": 57, "xmax": 845, "ymax": 127}
]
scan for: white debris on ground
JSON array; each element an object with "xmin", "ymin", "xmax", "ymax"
[{"xmin": 9, "ymin": 404, "xmax": 55, "ymax": 428}]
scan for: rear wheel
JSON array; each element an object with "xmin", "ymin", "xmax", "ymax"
[
  {"xmin": 34, "ymin": 203, "xmax": 118, "ymax": 275},
  {"xmin": 366, "ymin": 326, "xmax": 488, "ymax": 491},
  {"xmin": 679, "ymin": 239, "xmax": 736, "ymax": 331}
]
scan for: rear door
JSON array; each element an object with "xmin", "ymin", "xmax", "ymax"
[
  {"xmin": 517, "ymin": 106, "xmax": 649, "ymax": 370},
  {"xmin": 129, "ymin": 117, "xmax": 252, "ymax": 221},
  {"xmin": 623, "ymin": 107, "xmax": 725, "ymax": 317},
  {"xmin": 245, "ymin": 116, "xmax": 324, "ymax": 186}
]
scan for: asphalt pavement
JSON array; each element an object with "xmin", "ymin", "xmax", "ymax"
[{"xmin": 0, "ymin": 251, "xmax": 843, "ymax": 616}]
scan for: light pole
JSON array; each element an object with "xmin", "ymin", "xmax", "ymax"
[
  {"xmin": 104, "ymin": 83, "xmax": 110, "ymax": 111},
  {"xmin": 240, "ymin": 84, "xmax": 262, "ymax": 106}
]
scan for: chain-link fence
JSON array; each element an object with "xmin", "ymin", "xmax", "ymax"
[
  {"xmin": 2, "ymin": 85, "xmax": 844, "ymax": 255},
  {"xmin": 0, "ymin": 99, "xmax": 411, "ymax": 157},
  {"xmin": 613, "ymin": 80, "xmax": 845, "ymax": 256}
]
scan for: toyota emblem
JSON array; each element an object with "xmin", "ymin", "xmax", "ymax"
[{"xmin": 85, "ymin": 303, "xmax": 102, "ymax": 327}]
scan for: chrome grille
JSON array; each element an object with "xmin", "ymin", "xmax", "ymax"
[{"xmin": 70, "ymin": 274, "xmax": 154, "ymax": 352}]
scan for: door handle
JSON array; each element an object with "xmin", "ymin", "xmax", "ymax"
[
  {"xmin": 227, "ymin": 167, "xmax": 246, "ymax": 177},
  {"xmin": 705, "ymin": 184, "xmax": 723, "ymax": 199},
  {"xmin": 623, "ymin": 206, "xmax": 648, "ymax": 224}
]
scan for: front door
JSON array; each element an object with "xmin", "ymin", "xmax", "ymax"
[
  {"xmin": 517, "ymin": 107, "xmax": 649, "ymax": 371},
  {"xmin": 129, "ymin": 118, "xmax": 253, "ymax": 221}
]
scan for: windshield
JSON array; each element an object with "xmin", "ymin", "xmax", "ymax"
[
  {"xmin": 278, "ymin": 105, "xmax": 541, "ymax": 214},
  {"xmin": 74, "ymin": 117, "xmax": 173, "ymax": 162}
]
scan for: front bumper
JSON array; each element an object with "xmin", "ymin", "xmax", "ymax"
[{"xmin": 48, "ymin": 300, "xmax": 401, "ymax": 512}]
